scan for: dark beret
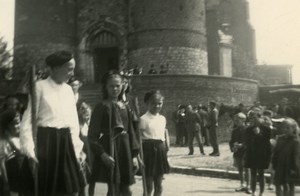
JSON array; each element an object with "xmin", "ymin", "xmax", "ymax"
[{"xmin": 45, "ymin": 50, "xmax": 73, "ymax": 68}]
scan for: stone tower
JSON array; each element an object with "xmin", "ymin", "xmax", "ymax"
[
  {"xmin": 128, "ymin": 0, "xmax": 208, "ymax": 75},
  {"xmin": 13, "ymin": 0, "xmax": 259, "ymax": 138},
  {"xmin": 14, "ymin": 0, "xmax": 208, "ymax": 81}
]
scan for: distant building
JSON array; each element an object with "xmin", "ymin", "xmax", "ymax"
[
  {"xmin": 13, "ymin": 0, "xmax": 256, "ymax": 82},
  {"xmin": 255, "ymin": 64, "xmax": 293, "ymax": 85}
]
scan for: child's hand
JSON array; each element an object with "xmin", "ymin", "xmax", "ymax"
[
  {"xmin": 133, "ymin": 157, "xmax": 139, "ymax": 174},
  {"xmin": 101, "ymin": 153, "xmax": 115, "ymax": 168},
  {"xmin": 137, "ymin": 155, "xmax": 145, "ymax": 169}
]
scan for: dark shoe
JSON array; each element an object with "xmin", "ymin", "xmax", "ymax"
[
  {"xmin": 267, "ymin": 186, "xmax": 274, "ymax": 190},
  {"xmin": 244, "ymin": 188, "xmax": 252, "ymax": 194},
  {"xmin": 209, "ymin": 152, "xmax": 220, "ymax": 156},
  {"xmin": 235, "ymin": 187, "xmax": 246, "ymax": 192},
  {"xmin": 201, "ymin": 152, "xmax": 205, "ymax": 155},
  {"xmin": 188, "ymin": 152, "xmax": 193, "ymax": 155},
  {"xmin": 209, "ymin": 152, "xmax": 215, "ymax": 155}
]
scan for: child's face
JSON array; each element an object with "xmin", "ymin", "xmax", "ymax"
[
  {"xmin": 106, "ymin": 76, "xmax": 123, "ymax": 99},
  {"xmin": 248, "ymin": 114, "xmax": 261, "ymax": 126},
  {"xmin": 7, "ymin": 98, "xmax": 19, "ymax": 110},
  {"xmin": 234, "ymin": 117, "xmax": 245, "ymax": 126},
  {"xmin": 148, "ymin": 96, "xmax": 163, "ymax": 115},
  {"xmin": 281, "ymin": 120, "xmax": 295, "ymax": 136}
]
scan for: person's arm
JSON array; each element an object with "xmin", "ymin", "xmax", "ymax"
[
  {"xmin": 68, "ymin": 88, "xmax": 84, "ymax": 160},
  {"xmin": 0, "ymin": 157, "xmax": 9, "ymax": 191},
  {"xmin": 229, "ymin": 130, "xmax": 235, "ymax": 152},
  {"xmin": 210, "ymin": 109, "xmax": 218, "ymax": 126},
  {"xmin": 165, "ymin": 128, "xmax": 170, "ymax": 152},
  {"xmin": 195, "ymin": 112, "xmax": 202, "ymax": 125},
  {"xmin": 88, "ymin": 103, "xmax": 105, "ymax": 157}
]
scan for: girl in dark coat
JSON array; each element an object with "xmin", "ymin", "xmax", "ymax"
[
  {"xmin": 244, "ymin": 109, "xmax": 271, "ymax": 196},
  {"xmin": 88, "ymin": 71, "xmax": 139, "ymax": 196},
  {"xmin": 272, "ymin": 118, "xmax": 300, "ymax": 196}
]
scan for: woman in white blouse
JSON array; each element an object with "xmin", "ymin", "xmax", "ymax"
[{"xmin": 20, "ymin": 51, "xmax": 85, "ymax": 196}]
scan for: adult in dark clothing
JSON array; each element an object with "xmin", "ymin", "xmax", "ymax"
[
  {"xmin": 185, "ymin": 105, "xmax": 205, "ymax": 155},
  {"xmin": 175, "ymin": 105, "xmax": 187, "ymax": 146},
  {"xmin": 244, "ymin": 110, "xmax": 271, "ymax": 196},
  {"xmin": 208, "ymin": 101, "xmax": 219, "ymax": 156},
  {"xmin": 272, "ymin": 118, "xmax": 300, "ymax": 196},
  {"xmin": 198, "ymin": 105, "xmax": 209, "ymax": 146}
]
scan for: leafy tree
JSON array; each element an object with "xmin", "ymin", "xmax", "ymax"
[{"xmin": 0, "ymin": 37, "xmax": 13, "ymax": 79}]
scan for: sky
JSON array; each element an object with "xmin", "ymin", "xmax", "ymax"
[{"xmin": 0, "ymin": 0, "xmax": 300, "ymax": 83}]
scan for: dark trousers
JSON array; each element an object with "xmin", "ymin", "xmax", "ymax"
[
  {"xmin": 177, "ymin": 123, "xmax": 187, "ymax": 146},
  {"xmin": 209, "ymin": 126, "xmax": 219, "ymax": 153},
  {"xmin": 201, "ymin": 126, "xmax": 210, "ymax": 145},
  {"xmin": 175, "ymin": 124, "xmax": 180, "ymax": 145},
  {"xmin": 188, "ymin": 130, "xmax": 204, "ymax": 154}
]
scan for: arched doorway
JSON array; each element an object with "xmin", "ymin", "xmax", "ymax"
[{"xmin": 90, "ymin": 31, "xmax": 120, "ymax": 82}]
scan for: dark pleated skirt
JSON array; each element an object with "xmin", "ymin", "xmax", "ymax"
[
  {"xmin": 143, "ymin": 140, "xmax": 170, "ymax": 177},
  {"xmin": 5, "ymin": 155, "xmax": 25, "ymax": 192},
  {"xmin": 91, "ymin": 133, "xmax": 135, "ymax": 185},
  {"xmin": 35, "ymin": 127, "xmax": 85, "ymax": 195}
]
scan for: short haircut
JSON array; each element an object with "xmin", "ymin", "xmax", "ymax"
[
  {"xmin": 45, "ymin": 50, "xmax": 73, "ymax": 69},
  {"xmin": 209, "ymin": 101, "xmax": 216, "ymax": 107},
  {"xmin": 144, "ymin": 90, "xmax": 164, "ymax": 103},
  {"xmin": 234, "ymin": 112, "xmax": 246, "ymax": 119}
]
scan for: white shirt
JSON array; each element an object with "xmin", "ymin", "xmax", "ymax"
[
  {"xmin": 20, "ymin": 77, "xmax": 83, "ymax": 159},
  {"xmin": 139, "ymin": 111, "xmax": 166, "ymax": 141}
]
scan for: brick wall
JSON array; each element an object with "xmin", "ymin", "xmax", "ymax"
[
  {"xmin": 127, "ymin": 47, "xmax": 208, "ymax": 74},
  {"xmin": 130, "ymin": 75, "xmax": 258, "ymax": 142},
  {"xmin": 14, "ymin": 0, "xmax": 77, "ymax": 79},
  {"xmin": 128, "ymin": 0, "xmax": 208, "ymax": 75}
]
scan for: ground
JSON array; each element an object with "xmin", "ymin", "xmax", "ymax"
[
  {"xmin": 93, "ymin": 174, "xmax": 300, "ymax": 195},
  {"xmin": 168, "ymin": 143, "xmax": 235, "ymax": 171}
]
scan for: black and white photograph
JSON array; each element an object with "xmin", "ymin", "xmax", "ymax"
[{"xmin": 0, "ymin": 0, "xmax": 300, "ymax": 195}]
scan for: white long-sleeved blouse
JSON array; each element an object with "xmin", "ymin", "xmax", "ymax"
[{"xmin": 20, "ymin": 77, "xmax": 83, "ymax": 159}]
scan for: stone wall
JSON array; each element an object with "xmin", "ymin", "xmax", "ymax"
[
  {"xmin": 128, "ymin": 0, "xmax": 208, "ymax": 75},
  {"xmin": 130, "ymin": 75, "xmax": 258, "ymax": 142},
  {"xmin": 14, "ymin": 0, "xmax": 77, "ymax": 79},
  {"xmin": 255, "ymin": 65, "xmax": 293, "ymax": 86}
]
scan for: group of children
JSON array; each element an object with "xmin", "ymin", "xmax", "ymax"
[
  {"xmin": 229, "ymin": 108, "xmax": 300, "ymax": 196},
  {"xmin": 0, "ymin": 70, "xmax": 170, "ymax": 196},
  {"xmin": 82, "ymin": 71, "xmax": 170, "ymax": 196}
]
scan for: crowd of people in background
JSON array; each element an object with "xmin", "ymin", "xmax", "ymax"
[
  {"xmin": 174, "ymin": 99, "xmax": 300, "ymax": 196},
  {"xmin": 173, "ymin": 101, "xmax": 220, "ymax": 156}
]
